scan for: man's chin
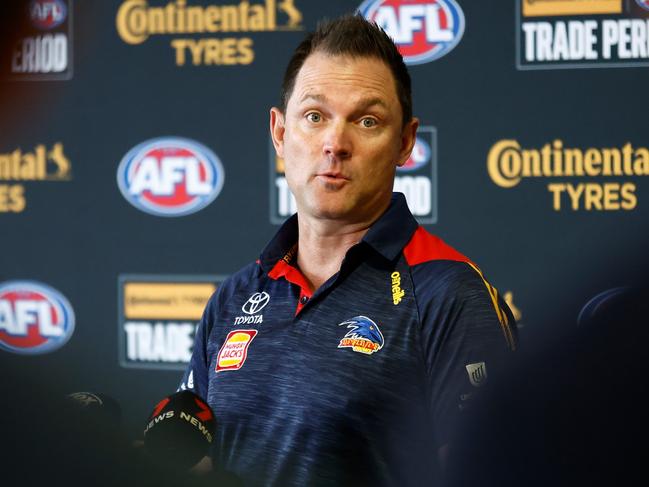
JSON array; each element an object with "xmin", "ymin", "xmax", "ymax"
[
  {"xmin": 310, "ymin": 205, "xmax": 352, "ymax": 220},
  {"xmin": 305, "ymin": 200, "xmax": 376, "ymax": 224},
  {"xmin": 301, "ymin": 198, "xmax": 354, "ymax": 220},
  {"xmin": 298, "ymin": 192, "xmax": 388, "ymax": 223}
]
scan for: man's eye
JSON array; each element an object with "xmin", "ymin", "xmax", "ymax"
[
  {"xmin": 361, "ymin": 118, "xmax": 377, "ymax": 128},
  {"xmin": 306, "ymin": 112, "xmax": 321, "ymax": 123}
]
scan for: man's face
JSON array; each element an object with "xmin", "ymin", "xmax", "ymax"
[{"xmin": 270, "ymin": 52, "xmax": 418, "ymax": 224}]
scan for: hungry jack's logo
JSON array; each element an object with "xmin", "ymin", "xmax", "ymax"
[
  {"xmin": 216, "ymin": 329, "xmax": 258, "ymax": 372},
  {"xmin": 337, "ymin": 316, "xmax": 384, "ymax": 355}
]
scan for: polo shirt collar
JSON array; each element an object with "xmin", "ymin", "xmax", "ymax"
[
  {"xmin": 259, "ymin": 213, "xmax": 299, "ymax": 272},
  {"xmin": 259, "ymin": 192, "xmax": 419, "ymax": 272},
  {"xmin": 361, "ymin": 192, "xmax": 419, "ymax": 261}
]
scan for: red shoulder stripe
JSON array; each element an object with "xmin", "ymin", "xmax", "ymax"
[
  {"xmin": 403, "ymin": 226, "xmax": 472, "ymax": 266},
  {"xmin": 404, "ymin": 227, "xmax": 517, "ymax": 351}
]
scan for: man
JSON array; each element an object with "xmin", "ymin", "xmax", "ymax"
[{"xmin": 180, "ymin": 14, "xmax": 516, "ymax": 486}]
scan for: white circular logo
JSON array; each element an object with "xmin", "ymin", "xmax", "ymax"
[
  {"xmin": 0, "ymin": 280, "xmax": 75, "ymax": 355},
  {"xmin": 242, "ymin": 292, "xmax": 270, "ymax": 315},
  {"xmin": 359, "ymin": 0, "xmax": 466, "ymax": 65},
  {"xmin": 116, "ymin": 137, "xmax": 225, "ymax": 217}
]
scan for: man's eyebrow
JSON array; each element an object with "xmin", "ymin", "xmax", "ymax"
[
  {"xmin": 356, "ymin": 97, "xmax": 389, "ymax": 110},
  {"xmin": 299, "ymin": 93, "xmax": 328, "ymax": 104},
  {"xmin": 298, "ymin": 93, "xmax": 389, "ymax": 110}
]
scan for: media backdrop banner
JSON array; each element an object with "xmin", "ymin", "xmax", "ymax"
[{"xmin": 1, "ymin": 0, "xmax": 647, "ymax": 437}]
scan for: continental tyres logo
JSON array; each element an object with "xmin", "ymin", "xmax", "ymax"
[
  {"xmin": 517, "ymin": 0, "xmax": 649, "ymax": 69},
  {"xmin": 0, "ymin": 143, "xmax": 72, "ymax": 213},
  {"xmin": 116, "ymin": 0, "xmax": 303, "ymax": 66},
  {"xmin": 487, "ymin": 139, "xmax": 649, "ymax": 211},
  {"xmin": 118, "ymin": 275, "xmax": 224, "ymax": 369}
]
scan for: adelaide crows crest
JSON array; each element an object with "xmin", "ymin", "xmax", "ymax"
[{"xmin": 337, "ymin": 316, "xmax": 384, "ymax": 355}]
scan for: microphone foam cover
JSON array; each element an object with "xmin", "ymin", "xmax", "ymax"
[
  {"xmin": 67, "ymin": 392, "xmax": 122, "ymax": 427},
  {"xmin": 143, "ymin": 390, "xmax": 215, "ymax": 471}
]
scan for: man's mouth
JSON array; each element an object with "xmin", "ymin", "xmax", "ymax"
[{"xmin": 316, "ymin": 172, "xmax": 350, "ymax": 180}]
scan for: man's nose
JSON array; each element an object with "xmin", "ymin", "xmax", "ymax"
[{"xmin": 322, "ymin": 120, "xmax": 352, "ymax": 159}]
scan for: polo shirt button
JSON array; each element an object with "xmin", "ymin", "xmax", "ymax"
[{"xmin": 300, "ymin": 295, "xmax": 309, "ymax": 304}]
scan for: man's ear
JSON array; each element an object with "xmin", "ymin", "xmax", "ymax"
[
  {"xmin": 396, "ymin": 117, "xmax": 420, "ymax": 167},
  {"xmin": 270, "ymin": 107, "xmax": 286, "ymax": 158}
]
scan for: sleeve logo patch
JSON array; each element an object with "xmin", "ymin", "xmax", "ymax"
[
  {"xmin": 465, "ymin": 362, "xmax": 487, "ymax": 387},
  {"xmin": 337, "ymin": 316, "xmax": 384, "ymax": 355},
  {"xmin": 215, "ymin": 329, "xmax": 258, "ymax": 372}
]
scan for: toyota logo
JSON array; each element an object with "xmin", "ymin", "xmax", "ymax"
[{"xmin": 242, "ymin": 292, "xmax": 270, "ymax": 315}]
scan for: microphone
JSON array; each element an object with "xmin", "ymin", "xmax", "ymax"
[
  {"xmin": 143, "ymin": 390, "xmax": 216, "ymax": 471},
  {"xmin": 66, "ymin": 391, "xmax": 122, "ymax": 428}
]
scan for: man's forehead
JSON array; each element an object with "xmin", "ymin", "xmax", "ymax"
[
  {"xmin": 297, "ymin": 51, "xmax": 393, "ymax": 79},
  {"xmin": 290, "ymin": 52, "xmax": 399, "ymax": 105}
]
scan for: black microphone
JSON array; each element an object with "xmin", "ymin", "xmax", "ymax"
[
  {"xmin": 143, "ymin": 390, "xmax": 216, "ymax": 471},
  {"xmin": 66, "ymin": 391, "xmax": 122, "ymax": 428}
]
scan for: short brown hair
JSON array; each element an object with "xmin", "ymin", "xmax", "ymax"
[{"xmin": 279, "ymin": 14, "xmax": 413, "ymax": 127}]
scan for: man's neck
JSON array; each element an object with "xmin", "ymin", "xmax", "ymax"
[{"xmin": 296, "ymin": 217, "xmax": 371, "ymax": 292}]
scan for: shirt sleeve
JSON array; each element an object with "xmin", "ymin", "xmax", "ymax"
[{"xmin": 412, "ymin": 260, "xmax": 517, "ymax": 449}]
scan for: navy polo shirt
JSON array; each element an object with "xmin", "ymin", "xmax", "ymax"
[{"xmin": 180, "ymin": 193, "xmax": 516, "ymax": 486}]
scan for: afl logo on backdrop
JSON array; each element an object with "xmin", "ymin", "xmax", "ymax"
[
  {"xmin": 29, "ymin": 0, "xmax": 68, "ymax": 30},
  {"xmin": 636, "ymin": 0, "xmax": 649, "ymax": 11},
  {"xmin": 358, "ymin": 0, "xmax": 465, "ymax": 64},
  {"xmin": 0, "ymin": 281, "xmax": 75, "ymax": 355},
  {"xmin": 399, "ymin": 136, "xmax": 431, "ymax": 172},
  {"xmin": 117, "ymin": 137, "xmax": 225, "ymax": 217}
]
